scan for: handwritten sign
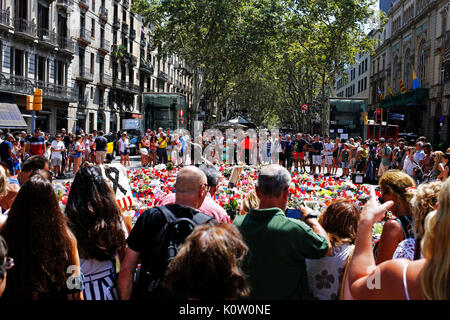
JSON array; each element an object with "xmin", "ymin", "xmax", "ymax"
[
  {"xmin": 99, "ymin": 163, "xmax": 134, "ymax": 210},
  {"xmin": 228, "ymin": 166, "xmax": 243, "ymax": 188}
]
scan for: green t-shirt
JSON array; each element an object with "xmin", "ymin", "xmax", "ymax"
[{"xmin": 233, "ymin": 207, "xmax": 329, "ymax": 300}]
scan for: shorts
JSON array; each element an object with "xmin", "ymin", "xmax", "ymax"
[
  {"xmin": 378, "ymin": 163, "xmax": 390, "ymax": 177},
  {"xmin": 293, "ymin": 152, "xmax": 304, "ymax": 160},
  {"xmin": 341, "ymin": 162, "xmax": 349, "ymax": 169},
  {"xmin": 120, "ymin": 150, "xmax": 129, "ymax": 156},
  {"xmin": 96, "ymin": 151, "xmax": 107, "ymax": 163},
  {"xmin": 325, "ymin": 155, "xmax": 333, "ymax": 165},
  {"xmin": 350, "ymin": 158, "xmax": 356, "ymax": 167},
  {"xmin": 312, "ymin": 155, "xmax": 322, "ymax": 166},
  {"xmin": 51, "ymin": 157, "xmax": 62, "ymax": 167}
]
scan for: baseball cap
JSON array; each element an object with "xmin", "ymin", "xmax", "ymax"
[{"xmin": 379, "ymin": 138, "xmax": 386, "ymax": 143}]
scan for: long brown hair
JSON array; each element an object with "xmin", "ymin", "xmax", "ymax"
[
  {"xmin": 319, "ymin": 198, "xmax": 360, "ymax": 247},
  {"xmin": 65, "ymin": 166, "xmax": 125, "ymax": 261},
  {"xmin": 165, "ymin": 223, "xmax": 250, "ymax": 299},
  {"xmin": 1, "ymin": 175, "xmax": 74, "ymax": 298}
]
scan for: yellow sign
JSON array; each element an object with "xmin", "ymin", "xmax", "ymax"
[
  {"xmin": 26, "ymin": 95, "xmax": 34, "ymax": 111},
  {"xmin": 33, "ymin": 88, "xmax": 43, "ymax": 111}
]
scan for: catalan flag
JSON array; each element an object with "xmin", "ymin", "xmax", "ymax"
[
  {"xmin": 377, "ymin": 86, "xmax": 383, "ymax": 100},
  {"xmin": 399, "ymin": 78, "xmax": 407, "ymax": 94},
  {"xmin": 412, "ymin": 70, "xmax": 421, "ymax": 90},
  {"xmin": 388, "ymin": 84, "xmax": 394, "ymax": 97}
]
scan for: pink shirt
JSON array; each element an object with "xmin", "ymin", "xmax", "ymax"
[{"xmin": 156, "ymin": 193, "xmax": 232, "ymax": 223}]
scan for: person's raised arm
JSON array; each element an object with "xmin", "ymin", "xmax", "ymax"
[
  {"xmin": 300, "ymin": 206, "xmax": 332, "ymax": 256},
  {"xmin": 118, "ymin": 248, "xmax": 141, "ymax": 300},
  {"xmin": 347, "ymin": 187, "xmax": 395, "ymax": 299}
]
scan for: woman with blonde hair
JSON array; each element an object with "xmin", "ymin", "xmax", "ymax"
[
  {"xmin": 375, "ymin": 170, "xmax": 416, "ymax": 264},
  {"xmin": 347, "ymin": 178, "xmax": 450, "ymax": 299},
  {"xmin": 0, "ymin": 166, "xmax": 8, "ymax": 229},
  {"xmin": 393, "ymin": 180, "xmax": 441, "ymax": 261},
  {"xmin": 432, "ymin": 151, "xmax": 445, "ymax": 181},
  {"xmin": 239, "ymin": 189, "xmax": 260, "ymax": 215}
]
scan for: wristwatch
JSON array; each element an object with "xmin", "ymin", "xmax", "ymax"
[{"xmin": 304, "ymin": 214, "xmax": 318, "ymax": 221}]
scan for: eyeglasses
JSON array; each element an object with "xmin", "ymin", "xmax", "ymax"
[{"xmin": 3, "ymin": 257, "xmax": 14, "ymax": 270}]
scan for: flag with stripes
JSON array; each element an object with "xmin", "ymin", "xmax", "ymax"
[
  {"xmin": 399, "ymin": 78, "xmax": 407, "ymax": 94},
  {"xmin": 377, "ymin": 86, "xmax": 383, "ymax": 100},
  {"xmin": 388, "ymin": 84, "xmax": 394, "ymax": 97}
]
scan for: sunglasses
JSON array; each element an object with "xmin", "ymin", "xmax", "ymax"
[{"xmin": 2, "ymin": 257, "xmax": 14, "ymax": 270}]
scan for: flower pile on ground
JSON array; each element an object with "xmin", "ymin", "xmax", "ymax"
[{"xmin": 53, "ymin": 164, "xmax": 386, "ymax": 243}]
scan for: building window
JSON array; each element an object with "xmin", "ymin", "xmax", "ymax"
[
  {"xmin": 91, "ymin": 18, "xmax": 95, "ymax": 38},
  {"xmin": 441, "ymin": 11, "xmax": 447, "ymax": 36},
  {"xmin": 403, "ymin": 49, "xmax": 411, "ymax": 90},
  {"xmin": 90, "ymin": 53, "xmax": 95, "ymax": 74},
  {"xmin": 418, "ymin": 41, "xmax": 426, "ymax": 86}
]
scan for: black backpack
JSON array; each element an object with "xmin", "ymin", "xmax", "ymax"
[{"xmin": 133, "ymin": 206, "xmax": 215, "ymax": 299}]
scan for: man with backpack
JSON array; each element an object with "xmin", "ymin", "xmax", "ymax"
[{"xmin": 118, "ymin": 166, "xmax": 216, "ymax": 300}]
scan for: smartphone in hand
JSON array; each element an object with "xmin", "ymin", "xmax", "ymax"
[{"xmin": 285, "ymin": 208, "xmax": 303, "ymax": 220}]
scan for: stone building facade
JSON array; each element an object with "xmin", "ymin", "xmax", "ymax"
[
  {"xmin": 369, "ymin": 0, "xmax": 449, "ymax": 147},
  {"xmin": 0, "ymin": 0, "xmax": 194, "ymax": 134}
]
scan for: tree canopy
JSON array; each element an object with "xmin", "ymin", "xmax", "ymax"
[{"xmin": 133, "ymin": 0, "xmax": 381, "ymax": 132}]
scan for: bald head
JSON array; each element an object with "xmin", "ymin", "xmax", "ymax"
[
  {"xmin": 175, "ymin": 166, "xmax": 207, "ymax": 194},
  {"xmin": 257, "ymin": 164, "xmax": 291, "ymax": 198},
  {"xmin": 174, "ymin": 166, "xmax": 208, "ymax": 209}
]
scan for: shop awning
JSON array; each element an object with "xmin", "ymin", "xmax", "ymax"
[
  {"xmin": 380, "ymin": 88, "xmax": 429, "ymax": 109},
  {"xmin": 0, "ymin": 95, "xmax": 28, "ymax": 129}
]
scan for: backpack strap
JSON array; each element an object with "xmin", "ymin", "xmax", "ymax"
[{"xmin": 192, "ymin": 212, "xmax": 215, "ymax": 225}]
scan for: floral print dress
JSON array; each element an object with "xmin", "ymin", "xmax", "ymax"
[{"xmin": 305, "ymin": 243, "xmax": 354, "ymax": 300}]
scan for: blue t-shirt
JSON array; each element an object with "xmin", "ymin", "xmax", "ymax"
[{"xmin": 0, "ymin": 140, "xmax": 13, "ymax": 162}]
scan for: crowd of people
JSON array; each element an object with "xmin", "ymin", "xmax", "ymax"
[{"xmin": 0, "ymin": 126, "xmax": 449, "ymax": 301}]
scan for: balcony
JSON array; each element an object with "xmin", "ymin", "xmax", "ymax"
[
  {"xmin": 445, "ymin": 82, "xmax": 450, "ymax": 97},
  {"xmin": 0, "ymin": 72, "xmax": 34, "ymax": 95},
  {"xmin": 157, "ymin": 71, "xmax": 168, "ymax": 82},
  {"xmin": 35, "ymin": 80, "xmax": 77, "ymax": 102},
  {"xmin": 121, "ymin": 22, "xmax": 128, "ymax": 34},
  {"xmin": 113, "ymin": 17, "xmax": 120, "ymax": 29},
  {"xmin": 99, "ymin": 6, "xmax": 108, "ymax": 21},
  {"xmin": 14, "ymin": 18, "xmax": 37, "ymax": 40},
  {"xmin": 113, "ymin": 79, "xmax": 140, "ymax": 93},
  {"xmin": 113, "ymin": 79, "xmax": 127, "ymax": 90},
  {"xmin": 58, "ymin": 36, "xmax": 75, "ymax": 55},
  {"xmin": 79, "ymin": 0, "xmax": 89, "ymax": 10},
  {"xmin": 123, "ymin": 0, "xmax": 130, "ymax": 9},
  {"xmin": 77, "ymin": 66, "xmax": 94, "ymax": 82},
  {"xmin": 130, "ymin": 55, "xmax": 137, "ymax": 66},
  {"xmin": 436, "ymin": 31, "xmax": 450, "ymax": 52},
  {"xmin": 0, "ymin": 9, "xmax": 11, "ymax": 30},
  {"xmin": 78, "ymin": 28, "xmax": 92, "ymax": 45},
  {"xmin": 78, "ymin": 97, "xmax": 89, "ymax": 108},
  {"xmin": 139, "ymin": 59, "xmax": 154, "ymax": 74},
  {"xmin": 56, "ymin": 0, "xmax": 71, "ymax": 10},
  {"xmin": 130, "ymin": 28, "xmax": 136, "ymax": 39},
  {"xmin": 0, "ymin": 72, "xmax": 76, "ymax": 101},
  {"xmin": 99, "ymin": 38, "xmax": 110, "ymax": 54},
  {"xmin": 38, "ymin": 28, "xmax": 57, "ymax": 47},
  {"xmin": 98, "ymin": 73, "xmax": 112, "ymax": 87}
]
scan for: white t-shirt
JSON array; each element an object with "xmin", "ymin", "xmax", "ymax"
[
  {"xmin": 50, "ymin": 140, "xmax": 65, "ymax": 159},
  {"xmin": 119, "ymin": 138, "xmax": 129, "ymax": 152},
  {"xmin": 403, "ymin": 156, "xmax": 416, "ymax": 177},
  {"xmin": 413, "ymin": 150, "xmax": 425, "ymax": 165},
  {"xmin": 324, "ymin": 143, "xmax": 334, "ymax": 156}
]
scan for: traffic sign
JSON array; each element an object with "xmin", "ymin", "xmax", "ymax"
[{"xmin": 388, "ymin": 113, "xmax": 404, "ymax": 121}]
